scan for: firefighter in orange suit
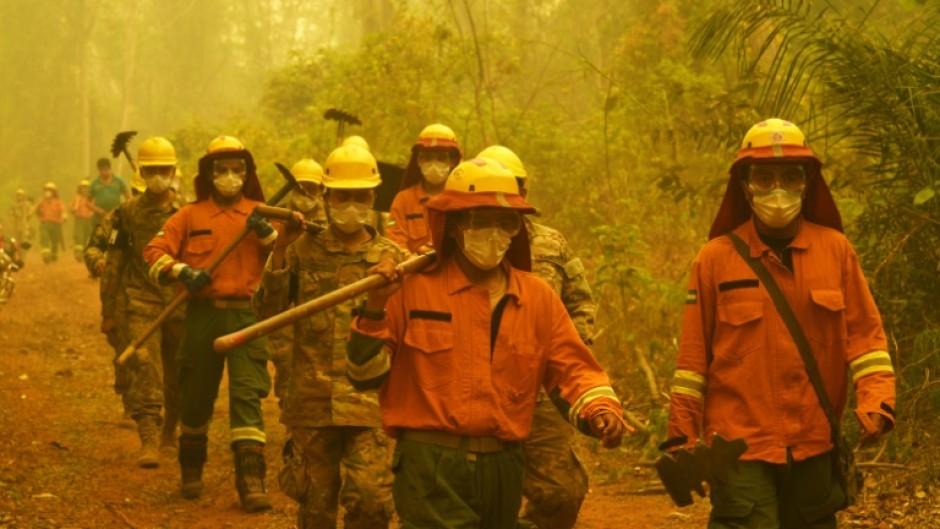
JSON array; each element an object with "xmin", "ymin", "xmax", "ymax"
[
  {"xmin": 144, "ymin": 135, "xmax": 277, "ymax": 512},
  {"xmin": 346, "ymin": 157, "xmax": 626, "ymax": 529},
  {"xmin": 666, "ymin": 119, "xmax": 896, "ymax": 528},
  {"xmin": 385, "ymin": 124, "xmax": 461, "ymax": 253}
]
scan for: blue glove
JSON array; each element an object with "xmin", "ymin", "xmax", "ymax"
[
  {"xmin": 247, "ymin": 211, "xmax": 275, "ymax": 239},
  {"xmin": 178, "ymin": 266, "xmax": 212, "ymax": 293}
]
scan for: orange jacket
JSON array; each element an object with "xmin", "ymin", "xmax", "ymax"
[
  {"xmin": 143, "ymin": 196, "xmax": 270, "ymax": 299},
  {"xmin": 668, "ymin": 219, "xmax": 896, "ymax": 463},
  {"xmin": 36, "ymin": 198, "xmax": 66, "ymax": 224},
  {"xmin": 346, "ymin": 257, "xmax": 621, "ymax": 442},
  {"xmin": 385, "ymin": 185, "xmax": 431, "ymax": 253},
  {"xmin": 71, "ymin": 195, "xmax": 94, "ymax": 219}
]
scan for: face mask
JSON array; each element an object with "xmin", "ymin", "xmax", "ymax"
[
  {"xmin": 44, "ymin": 191, "xmax": 53, "ymax": 198},
  {"xmin": 751, "ymin": 188, "xmax": 802, "ymax": 228},
  {"xmin": 213, "ymin": 173, "xmax": 244, "ymax": 198},
  {"xmin": 146, "ymin": 175, "xmax": 172, "ymax": 194},
  {"xmin": 460, "ymin": 227, "xmax": 513, "ymax": 270},
  {"xmin": 420, "ymin": 161, "xmax": 451, "ymax": 185},
  {"xmin": 290, "ymin": 192, "xmax": 319, "ymax": 214},
  {"xmin": 331, "ymin": 202, "xmax": 371, "ymax": 233}
]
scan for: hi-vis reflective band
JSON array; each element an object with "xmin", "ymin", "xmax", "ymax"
[
  {"xmin": 671, "ymin": 370, "xmax": 705, "ymax": 400},
  {"xmin": 849, "ymin": 350, "xmax": 894, "ymax": 383},
  {"xmin": 150, "ymin": 254, "xmax": 176, "ymax": 283},
  {"xmin": 686, "ymin": 290, "xmax": 697, "ymax": 305},
  {"xmin": 568, "ymin": 386, "xmax": 619, "ymax": 428},
  {"xmin": 230, "ymin": 427, "xmax": 267, "ymax": 444}
]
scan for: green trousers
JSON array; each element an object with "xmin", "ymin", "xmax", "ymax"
[
  {"xmin": 177, "ymin": 300, "xmax": 271, "ymax": 446},
  {"xmin": 392, "ymin": 437, "xmax": 525, "ymax": 529},
  {"xmin": 709, "ymin": 450, "xmax": 845, "ymax": 529}
]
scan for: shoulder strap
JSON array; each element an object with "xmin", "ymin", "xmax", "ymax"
[{"xmin": 725, "ymin": 232, "xmax": 840, "ymax": 441}]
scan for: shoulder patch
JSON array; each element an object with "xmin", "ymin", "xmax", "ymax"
[{"xmin": 563, "ymin": 258, "xmax": 585, "ymax": 278}]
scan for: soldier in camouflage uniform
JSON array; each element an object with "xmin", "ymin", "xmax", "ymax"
[
  {"xmin": 84, "ymin": 210, "xmax": 134, "ymax": 424},
  {"xmin": 253, "ymin": 144, "xmax": 401, "ymax": 529},
  {"xmin": 478, "ymin": 146, "xmax": 597, "ymax": 529},
  {"xmin": 268, "ymin": 158, "xmax": 328, "ymax": 408},
  {"xmin": 109, "ymin": 137, "xmax": 186, "ymax": 468}
]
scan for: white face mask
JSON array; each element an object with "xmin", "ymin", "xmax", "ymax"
[
  {"xmin": 213, "ymin": 172, "xmax": 244, "ymax": 198},
  {"xmin": 460, "ymin": 227, "xmax": 513, "ymax": 270},
  {"xmin": 146, "ymin": 175, "xmax": 172, "ymax": 194},
  {"xmin": 331, "ymin": 202, "xmax": 371, "ymax": 233},
  {"xmin": 289, "ymin": 191, "xmax": 319, "ymax": 214},
  {"xmin": 44, "ymin": 191, "xmax": 53, "ymax": 198},
  {"xmin": 750, "ymin": 188, "xmax": 802, "ymax": 228},
  {"xmin": 420, "ymin": 161, "xmax": 451, "ymax": 186}
]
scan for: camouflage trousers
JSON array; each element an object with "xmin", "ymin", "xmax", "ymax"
[
  {"xmin": 279, "ymin": 426, "xmax": 393, "ymax": 529},
  {"xmin": 520, "ymin": 398, "xmax": 590, "ymax": 529},
  {"xmin": 72, "ymin": 217, "xmax": 93, "ymax": 259},
  {"xmin": 268, "ymin": 326, "xmax": 293, "ymax": 404},
  {"xmin": 125, "ymin": 297, "xmax": 183, "ymax": 433},
  {"xmin": 39, "ymin": 223, "xmax": 63, "ymax": 262},
  {"xmin": 104, "ymin": 305, "xmax": 132, "ymax": 414}
]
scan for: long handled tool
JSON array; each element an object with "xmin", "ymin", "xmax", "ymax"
[
  {"xmin": 213, "ymin": 252, "xmax": 436, "ymax": 354},
  {"xmin": 110, "ymin": 131, "xmax": 138, "ymax": 172},
  {"xmin": 324, "ymin": 108, "xmax": 361, "ymax": 147},
  {"xmin": 117, "ymin": 168, "xmax": 301, "ymax": 365},
  {"xmin": 253, "ymin": 204, "xmax": 325, "ymax": 234}
]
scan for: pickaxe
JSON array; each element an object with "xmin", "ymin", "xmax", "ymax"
[
  {"xmin": 117, "ymin": 165, "xmax": 303, "ymax": 365},
  {"xmin": 110, "ymin": 131, "xmax": 138, "ymax": 172},
  {"xmin": 213, "ymin": 252, "xmax": 436, "ymax": 354},
  {"xmin": 324, "ymin": 108, "xmax": 361, "ymax": 147}
]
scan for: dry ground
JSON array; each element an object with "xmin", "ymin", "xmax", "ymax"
[{"xmin": 0, "ymin": 251, "xmax": 933, "ymax": 528}]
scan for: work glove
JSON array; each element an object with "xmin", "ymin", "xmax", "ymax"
[
  {"xmin": 246, "ymin": 211, "xmax": 275, "ymax": 239},
  {"xmin": 177, "ymin": 265, "xmax": 212, "ymax": 293}
]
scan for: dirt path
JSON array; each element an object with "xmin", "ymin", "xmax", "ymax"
[{"xmin": 0, "ymin": 251, "xmax": 721, "ymax": 528}]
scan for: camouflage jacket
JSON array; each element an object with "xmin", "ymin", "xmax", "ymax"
[
  {"xmin": 526, "ymin": 218, "xmax": 596, "ymax": 343},
  {"xmin": 83, "ymin": 195, "xmax": 181, "ymax": 319},
  {"xmin": 9, "ymin": 201, "xmax": 32, "ymax": 230},
  {"xmin": 253, "ymin": 226, "xmax": 404, "ymax": 428}
]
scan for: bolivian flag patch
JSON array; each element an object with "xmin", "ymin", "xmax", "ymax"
[{"xmin": 686, "ymin": 290, "xmax": 697, "ymax": 305}]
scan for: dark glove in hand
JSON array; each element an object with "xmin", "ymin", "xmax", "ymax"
[
  {"xmin": 247, "ymin": 211, "xmax": 275, "ymax": 239},
  {"xmin": 178, "ymin": 266, "xmax": 212, "ymax": 293}
]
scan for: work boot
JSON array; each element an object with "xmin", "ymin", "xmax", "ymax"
[
  {"xmin": 179, "ymin": 434, "xmax": 207, "ymax": 500},
  {"xmin": 234, "ymin": 442, "xmax": 272, "ymax": 513},
  {"xmin": 136, "ymin": 416, "xmax": 160, "ymax": 469},
  {"xmin": 160, "ymin": 410, "xmax": 179, "ymax": 457}
]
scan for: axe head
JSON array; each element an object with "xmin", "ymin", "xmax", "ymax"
[
  {"xmin": 110, "ymin": 131, "xmax": 137, "ymax": 158},
  {"xmin": 323, "ymin": 108, "xmax": 362, "ymax": 126},
  {"xmin": 708, "ymin": 434, "xmax": 748, "ymax": 483},
  {"xmin": 655, "ymin": 453, "xmax": 696, "ymax": 507},
  {"xmin": 274, "ymin": 162, "xmax": 306, "ymax": 197}
]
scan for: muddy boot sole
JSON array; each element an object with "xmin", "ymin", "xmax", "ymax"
[{"xmin": 240, "ymin": 492, "xmax": 272, "ymax": 513}]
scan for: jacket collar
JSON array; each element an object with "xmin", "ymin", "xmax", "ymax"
[
  {"xmin": 442, "ymin": 255, "xmax": 523, "ymax": 306},
  {"xmin": 736, "ymin": 217, "xmax": 811, "ymax": 259},
  {"xmin": 206, "ymin": 195, "xmax": 253, "ymax": 217}
]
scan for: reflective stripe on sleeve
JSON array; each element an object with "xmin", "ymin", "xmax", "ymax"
[
  {"xmin": 671, "ymin": 369, "xmax": 706, "ymax": 400},
  {"xmin": 849, "ymin": 350, "xmax": 894, "ymax": 383},
  {"xmin": 568, "ymin": 386, "xmax": 619, "ymax": 428},
  {"xmin": 230, "ymin": 427, "xmax": 266, "ymax": 445},
  {"xmin": 149, "ymin": 254, "xmax": 175, "ymax": 283},
  {"xmin": 347, "ymin": 349, "xmax": 391, "ymax": 384}
]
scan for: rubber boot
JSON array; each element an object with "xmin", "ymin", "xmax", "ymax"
[
  {"xmin": 179, "ymin": 434, "xmax": 207, "ymax": 500},
  {"xmin": 234, "ymin": 442, "xmax": 272, "ymax": 513},
  {"xmin": 136, "ymin": 415, "xmax": 160, "ymax": 469}
]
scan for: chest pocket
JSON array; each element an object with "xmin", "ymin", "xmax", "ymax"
[
  {"xmin": 183, "ymin": 235, "xmax": 217, "ymax": 262},
  {"xmin": 808, "ymin": 289, "xmax": 846, "ymax": 347},
  {"xmin": 716, "ymin": 301, "xmax": 764, "ymax": 360},
  {"xmin": 403, "ymin": 322, "xmax": 454, "ymax": 390},
  {"xmin": 404, "ymin": 213, "xmax": 429, "ymax": 243},
  {"xmin": 299, "ymin": 270, "xmax": 333, "ymax": 333}
]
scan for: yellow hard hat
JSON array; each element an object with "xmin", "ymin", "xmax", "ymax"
[
  {"xmin": 43, "ymin": 182, "xmax": 57, "ymax": 191},
  {"xmin": 291, "ymin": 158, "xmax": 324, "ymax": 184},
  {"xmin": 445, "ymin": 158, "xmax": 518, "ymax": 195},
  {"xmin": 342, "ymin": 135, "xmax": 370, "ymax": 152},
  {"xmin": 322, "ymin": 145, "xmax": 381, "ymax": 189},
  {"xmin": 477, "ymin": 145, "xmax": 527, "ymax": 178},
  {"xmin": 79, "ymin": 179, "xmax": 90, "ymax": 187},
  {"xmin": 739, "ymin": 118, "xmax": 808, "ymax": 158},
  {"xmin": 16, "ymin": 188, "xmax": 26, "ymax": 196},
  {"xmin": 131, "ymin": 175, "xmax": 146, "ymax": 193},
  {"xmin": 137, "ymin": 136, "xmax": 177, "ymax": 167},
  {"xmin": 416, "ymin": 124, "xmax": 458, "ymax": 149},
  {"xmin": 206, "ymin": 135, "xmax": 246, "ymax": 155}
]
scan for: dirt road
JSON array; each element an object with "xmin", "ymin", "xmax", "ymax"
[{"xmin": 0, "ymin": 251, "xmax": 770, "ymax": 528}]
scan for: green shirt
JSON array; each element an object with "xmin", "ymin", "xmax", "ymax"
[{"xmin": 89, "ymin": 176, "xmax": 128, "ymax": 212}]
